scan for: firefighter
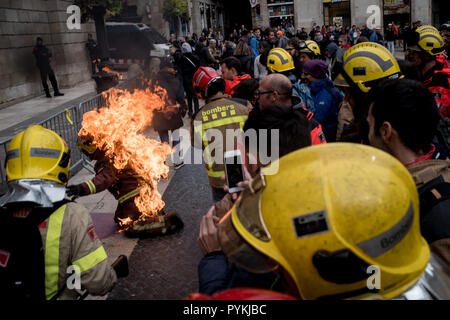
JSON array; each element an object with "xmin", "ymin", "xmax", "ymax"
[
  {"xmin": 32, "ymin": 37, "xmax": 64, "ymax": 98},
  {"xmin": 0, "ymin": 125, "xmax": 125, "ymax": 300},
  {"xmin": 66, "ymin": 136, "xmax": 184, "ymax": 236},
  {"xmin": 191, "ymin": 67, "xmax": 249, "ymax": 203},
  {"xmin": 335, "ymin": 42, "xmax": 402, "ymax": 144},
  {"xmin": 406, "ymin": 25, "xmax": 450, "ymax": 119},
  {"xmin": 214, "ymin": 144, "xmax": 450, "ymax": 299},
  {"xmin": 262, "ymin": 49, "xmax": 327, "ymax": 145},
  {"xmin": 298, "ymin": 40, "xmax": 322, "ymax": 65}
]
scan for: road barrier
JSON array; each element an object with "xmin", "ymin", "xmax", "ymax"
[{"xmin": 0, "ymin": 77, "xmax": 144, "ymax": 195}]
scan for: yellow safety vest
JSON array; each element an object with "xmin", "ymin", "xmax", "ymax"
[{"xmin": 194, "ymin": 113, "xmax": 248, "ymax": 179}]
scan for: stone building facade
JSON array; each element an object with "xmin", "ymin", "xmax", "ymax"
[
  {"xmin": 0, "ymin": 0, "xmax": 95, "ymax": 106},
  {"xmin": 255, "ymin": 0, "xmax": 438, "ymax": 30},
  {"xmin": 129, "ymin": 0, "xmax": 225, "ymax": 39}
]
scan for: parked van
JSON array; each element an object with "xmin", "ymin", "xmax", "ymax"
[{"xmin": 106, "ymin": 22, "xmax": 170, "ymax": 70}]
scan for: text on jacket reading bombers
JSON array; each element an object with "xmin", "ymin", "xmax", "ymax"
[{"xmin": 202, "ymin": 105, "xmax": 236, "ymax": 116}]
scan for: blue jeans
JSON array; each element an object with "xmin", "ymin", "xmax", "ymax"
[{"xmin": 387, "ymin": 41, "xmax": 395, "ymax": 55}]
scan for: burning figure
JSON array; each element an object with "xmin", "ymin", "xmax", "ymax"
[{"xmin": 67, "ymin": 86, "xmax": 184, "ymax": 236}]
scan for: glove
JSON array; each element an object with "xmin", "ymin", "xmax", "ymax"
[
  {"xmin": 66, "ymin": 184, "xmax": 83, "ymax": 197},
  {"xmin": 112, "ymin": 255, "xmax": 129, "ymax": 278}
]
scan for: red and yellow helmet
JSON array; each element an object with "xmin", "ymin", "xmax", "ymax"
[{"xmin": 192, "ymin": 66, "xmax": 224, "ymax": 99}]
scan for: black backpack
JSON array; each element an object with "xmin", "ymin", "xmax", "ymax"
[
  {"xmin": 418, "ymin": 176, "xmax": 450, "ymax": 244},
  {"xmin": 0, "ymin": 203, "xmax": 64, "ymax": 300},
  {"xmin": 0, "ymin": 209, "xmax": 46, "ymax": 300}
]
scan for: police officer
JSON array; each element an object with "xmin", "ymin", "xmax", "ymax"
[
  {"xmin": 32, "ymin": 37, "xmax": 64, "ymax": 98},
  {"xmin": 86, "ymin": 33, "xmax": 98, "ymax": 75}
]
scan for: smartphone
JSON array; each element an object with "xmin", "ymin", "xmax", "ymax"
[{"xmin": 224, "ymin": 150, "xmax": 245, "ymax": 193}]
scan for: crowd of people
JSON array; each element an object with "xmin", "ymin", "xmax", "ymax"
[
  {"xmin": 186, "ymin": 21, "xmax": 450, "ymax": 300},
  {"xmin": 1, "ymin": 20, "xmax": 450, "ymax": 301}
]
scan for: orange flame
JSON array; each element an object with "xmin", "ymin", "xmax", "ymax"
[
  {"xmin": 79, "ymin": 86, "xmax": 175, "ymax": 230},
  {"xmin": 102, "ymin": 66, "xmax": 123, "ymax": 80}
]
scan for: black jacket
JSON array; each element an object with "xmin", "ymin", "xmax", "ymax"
[
  {"xmin": 86, "ymin": 39, "xmax": 98, "ymax": 58},
  {"xmin": 173, "ymin": 50, "xmax": 200, "ymax": 88},
  {"xmin": 385, "ymin": 29, "xmax": 396, "ymax": 42},
  {"xmin": 32, "ymin": 45, "xmax": 52, "ymax": 68},
  {"xmin": 198, "ymin": 46, "xmax": 215, "ymax": 67},
  {"xmin": 151, "ymin": 69, "xmax": 186, "ymax": 132},
  {"xmin": 236, "ymin": 54, "xmax": 254, "ymax": 78}
]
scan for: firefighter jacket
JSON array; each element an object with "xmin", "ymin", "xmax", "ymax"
[
  {"xmin": 79, "ymin": 150, "xmax": 141, "ymax": 213},
  {"xmin": 407, "ymin": 158, "xmax": 450, "ymax": 268},
  {"xmin": 191, "ymin": 94, "xmax": 248, "ymax": 188},
  {"xmin": 423, "ymin": 61, "xmax": 450, "ymax": 118},
  {"xmin": 38, "ymin": 202, "xmax": 117, "ymax": 300}
]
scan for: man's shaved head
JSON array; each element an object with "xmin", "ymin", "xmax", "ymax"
[
  {"xmin": 265, "ymin": 74, "xmax": 292, "ymax": 94},
  {"xmin": 258, "ymin": 74, "xmax": 292, "ymax": 109}
]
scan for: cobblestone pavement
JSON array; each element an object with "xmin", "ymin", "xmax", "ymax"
[{"xmin": 108, "ymin": 155, "xmax": 213, "ymax": 300}]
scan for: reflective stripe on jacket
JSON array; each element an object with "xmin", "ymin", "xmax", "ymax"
[
  {"xmin": 191, "ymin": 95, "xmax": 248, "ymax": 188},
  {"xmin": 80, "ymin": 150, "xmax": 140, "ymax": 204},
  {"xmin": 39, "ymin": 202, "xmax": 117, "ymax": 300}
]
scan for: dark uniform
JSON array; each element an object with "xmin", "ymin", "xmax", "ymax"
[
  {"xmin": 86, "ymin": 38, "xmax": 98, "ymax": 74},
  {"xmin": 32, "ymin": 41, "xmax": 62, "ymax": 97}
]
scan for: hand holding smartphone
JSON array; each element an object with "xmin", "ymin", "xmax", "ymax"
[{"xmin": 224, "ymin": 150, "xmax": 245, "ymax": 194}]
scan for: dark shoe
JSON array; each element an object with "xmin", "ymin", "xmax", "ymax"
[
  {"xmin": 165, "ymin": 212, "xmax": 184, "ymax": 233},
  {"xmin": 54, "ymin": 92, "xmax": 64, "ymax": 97},
  {"xmin": 174, "ymin": 161, "xmax": 184, "ymax": 170},
  {"xmin": 46, "ymin": 93, "xmax": 52, "ymax": 98}
]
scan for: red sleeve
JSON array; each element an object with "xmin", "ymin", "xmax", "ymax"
[{"xmin": 429, "ymin": 85, "xmax": 450, "ymax": 118}]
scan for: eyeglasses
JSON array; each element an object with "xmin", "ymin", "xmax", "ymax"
[
  {"xmin": 254, "ymin": 90, "xmax": 274, "ymax": 98},
  {"xmin": 285, "ymin": 47, "xmax": 295, "ymax": 51}
]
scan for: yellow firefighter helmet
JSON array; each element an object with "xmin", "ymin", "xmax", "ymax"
[
  {"xmin": 6, "ymin": 125, "xmax": 71, "ymax": 185},
  {"xmin": 219, "ymin": 143, "xmax": 429, "ymax": 300},
  {"xmin": 338, "ymin": 42, "xmax": 402, "ymax": 93}
]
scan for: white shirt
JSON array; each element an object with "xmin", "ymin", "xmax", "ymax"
[{"xmin": 254, "ymin": 55, "xmax": 268, "ymax": 83}]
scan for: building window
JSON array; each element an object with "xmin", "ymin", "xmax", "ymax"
[
  {"xmin": 323, "ymin": 0, "xmax": 350, "ymax": 27},
  {"xmin": 267, "ymin": 0, "xmax": 294, "ymax": 28},
  {"xmin": 383, "ymin": 0, "xmax": 411, "ymax": 25}
]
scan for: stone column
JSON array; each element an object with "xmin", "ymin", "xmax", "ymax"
[
  {"xmin": 253, "ymin": 0, "xmax": 270, "ymax": 29},
  {"xmin": 351, "ymin": 0, "xmax": 383, "ymax": 29},
  {"xmin": 294, "ymin": 0, "xmax": 323, "ymax": 30},
  {"xmin": 411, "ymin": 0, "xmax": 432, "ymax": 25},
  {"xmin": 191, "ymin": 0, "xmax": 201, "ymax": 36}
]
